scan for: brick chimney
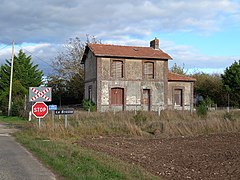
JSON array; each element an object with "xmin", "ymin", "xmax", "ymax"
[{"xmin": 150, "ymin": 38, "xmax": 159, "ymax": 49}]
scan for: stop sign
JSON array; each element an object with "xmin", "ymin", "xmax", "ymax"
[{"xmin": 32, "ymin": 102, "xmax": 48, "ymax": 118}]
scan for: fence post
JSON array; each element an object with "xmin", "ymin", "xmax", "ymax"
[{"xmin": 158, "ymin": 106, "xmax": 161, "ymax": 116}]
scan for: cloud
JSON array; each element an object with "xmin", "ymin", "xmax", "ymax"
[
  {"xmin": 164, "ymin": 40, "xmax": 240, "ymax": 73},
  {"xmin": 0, "ymin": 0, "xmax": 239, "ymax": 75},
  {"xmin": 1, "ymin": 38, "xmax": 238, "ymax": 76},
  {"xmin": 0, "ymin": 0, "xmax": 239, "ymax": 44}
]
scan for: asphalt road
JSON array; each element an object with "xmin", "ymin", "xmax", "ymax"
[{"xmin": 0, "ymin": 124, "xmax": 56, "ymax": 180}]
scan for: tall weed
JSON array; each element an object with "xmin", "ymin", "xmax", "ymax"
[{"xmin": 31, "ymin": 109, "xmax": 240, "ymax": 140}]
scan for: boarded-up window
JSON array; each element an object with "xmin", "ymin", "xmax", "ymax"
[
  {"xmin": 112, "ymin": 60, "xmax": 123, "ymax": 78},
  {"xmin": 174, "ymin": 89, "xmax": 183, "ymax": 106},
  {"xmin": 88, "ymin": 86, "xmax": 92, "ymax": 101},
  {"xmin": 144, "ymin": 62, "xmax": 154, "ymax": 79},
  {"xmin": 111, "ymin": 88, "xmax": 124, "ymax": 105}
]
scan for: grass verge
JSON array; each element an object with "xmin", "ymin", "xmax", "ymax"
[
  {"xmin": 0, "ymin": 115, "xmax": 27, "ymax": 124},
  {"xmin": 15, "ymin": 129, "xmax": 159, "ymax": 180}
]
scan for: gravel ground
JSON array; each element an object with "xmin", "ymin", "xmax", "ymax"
[{"xmin": 77, "ymin": 133, "xmax": 240, "ymax": 180}]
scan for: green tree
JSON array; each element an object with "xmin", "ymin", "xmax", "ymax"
[
  {"xmin": 221, "ymin": 60, "xmax": 240, "ymax": 107},
  {"xmin": 192, "ymin": 72, "xmax": 227, "ymax": 107},
  {"xmin": 170, "ymin": 63, "xmax": 187, "ymax": 75},
  {"xmin": 0, "ymin": 50, "xmax": 43, "ymax": 115}
]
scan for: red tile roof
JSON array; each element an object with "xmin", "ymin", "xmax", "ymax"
[
  {"xmin": 87, "ymin": 43, "xmax": 172, "ymax": 60},
  {"xmin": 168, "ymin": 72, "xmax": 196, "ymax": 82}
]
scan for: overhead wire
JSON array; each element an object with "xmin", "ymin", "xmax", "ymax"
[
  {"xmin": 0, "ymin": 45, "xmax": 9, "ymax": 51},
  {"xmin": 1, "ymin": 43, "xmax": 60, "ymax": 74},
  {"xmin": 21, "ymin": 47, "xmax": 53, "ymax": 67}
]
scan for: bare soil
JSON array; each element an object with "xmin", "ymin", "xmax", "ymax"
[{"xmin": 77, "ymin": 133, "xmax": 240, "ymax": 180}]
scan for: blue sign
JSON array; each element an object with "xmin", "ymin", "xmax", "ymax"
[{"xmin": 48, "ymin": 105, "xmax": 57, "ymax": 111}]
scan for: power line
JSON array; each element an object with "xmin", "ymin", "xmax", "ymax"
[
  {"xmin": 0, "ymin": 45, "xmax": 9, "ymax": 51},
  {"xmin": 20, "ymin": 48, "xmax": 61, "ymax": 76},
  {"xmin": 21, "ymin": 47, "xmax": 53, "ymax": 67}
]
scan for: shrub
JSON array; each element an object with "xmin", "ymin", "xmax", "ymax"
[
  {"xmin": 11, "ymin": 97, "xmax": 25, "ymax": 116},
  {"xmin": 197, "ymin": 103, "xmax": 207, "ymax": 117},
  {"xmin": 82, "ymin": 99, "xmax": 96, "ymax": 112}
]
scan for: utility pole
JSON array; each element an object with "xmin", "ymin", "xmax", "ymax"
[{"xmin": 8, "ymin": 41, "xmax": 14, "ymax": 116}]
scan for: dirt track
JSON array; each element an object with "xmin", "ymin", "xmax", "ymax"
[{"xmin": 78, "ymin": 133, "xmax": 240, "ymax": 180}]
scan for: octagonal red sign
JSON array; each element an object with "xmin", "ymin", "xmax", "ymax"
[{"xmin": 32, "ymin": 102, "xmax": 48, "ymax": 118}]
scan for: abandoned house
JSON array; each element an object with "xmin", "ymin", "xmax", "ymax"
[{"xmin": 81, "ymin": 38, "xmax": 196, "ymax": 112}]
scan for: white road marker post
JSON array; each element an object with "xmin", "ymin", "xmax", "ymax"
[{"xmin": 64, "ymin": 115, "xmax": 68, "ymax": 128}]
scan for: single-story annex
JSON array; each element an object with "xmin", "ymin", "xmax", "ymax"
[{"xmin": 81, "ymin": 38, "xmax": 196, "ymax": 112}]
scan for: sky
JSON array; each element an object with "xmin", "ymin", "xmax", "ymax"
[{"xmin": 0, "ymin": 0, "xmax": 240, "ymax": 75}]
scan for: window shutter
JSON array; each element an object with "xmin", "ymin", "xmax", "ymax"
[
  {"xmin": 144, "ymin": 62, "xmax": 154, "ymax": 79},
  {"xmin": 112, "ymin": 60, "xmax": 123, "ymax": 78}
]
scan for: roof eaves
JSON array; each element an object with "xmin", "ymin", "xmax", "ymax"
[{"xmin": 93, "ymin": 54, "xmax": 171, "ymax": 60}]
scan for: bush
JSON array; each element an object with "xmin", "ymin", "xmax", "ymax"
[
  {"xmin": 11, "ymin": 97, "xmax": 25, "ymax": 116},
  {"xmin": 82, "ymin": 99, "xmax": 96, "ymax": 112},
  {"xmin": 197, "ymin": 103, "xmax": 207, "ymax": 117}
]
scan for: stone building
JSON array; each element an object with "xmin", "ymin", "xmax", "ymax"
[{"xmin": 81, "ymin": 38, "xmax": 196, "ymax": 111}]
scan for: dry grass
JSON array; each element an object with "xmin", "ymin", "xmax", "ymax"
[{"xmin": 31, "ymin": 110, "xmax": 240, "ymax": 141}]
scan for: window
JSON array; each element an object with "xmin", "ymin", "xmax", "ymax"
[
  {"xmin": 144, "ymin": 62, "xmax": 154, "ymax": 79},
  {"xmin": 174, "ymin": 89, "xmax": 183, "ymax": 106},
  {"xmin": 88, "ymin": 85, "xmax": 92, "ymax": 101},
  {"xmin": 111, "ymin": 60, "xmax": 123, "ymax": 78}
]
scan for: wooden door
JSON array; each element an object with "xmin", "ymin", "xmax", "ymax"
[
  {"xmin": 143, "ymin": 89, "xmax": 150, "ymax": 111},
  {"xmin": 111, "ymin": 88, "xmax": 124, "ymax": 111}
]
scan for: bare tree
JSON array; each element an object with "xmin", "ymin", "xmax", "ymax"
[
  {"xmin": 48, "ymin": 35, "xmax": 100, "ymax": 105},
  {"xmin": 52, "ymin": 35, "xmax": 100, "ymax": 79}
]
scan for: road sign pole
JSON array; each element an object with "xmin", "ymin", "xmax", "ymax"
[
  {"xmin": 52, "ymin": 111, "xmax": 54, "ymax": 128},
  {"xmin": 38, "ymin": 118, "xmax": 41, "ymax": 129}
]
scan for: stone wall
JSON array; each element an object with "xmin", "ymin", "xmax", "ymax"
[
  {"xmin": 98, "ymin": 57, "xmax": 167, "ymax": 111},
  {"xmin": 168, "ymin": 81, "xmax": 194, "ymax": 110}
]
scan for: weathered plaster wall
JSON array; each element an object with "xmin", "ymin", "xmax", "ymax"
[
  {"xmin": 84, "ymin": 81, "xmax": 97, "ymax": 103},
  {"xmin": 98, "ymin": 58, "xmax": 166, "ymax": 111},
  {"xmin": 101, "ymin": 58, "xmax": 111, "ymax": 79},
  {"xmin": 125, "ymin": 60, "xmax": 144, "ymax": 80},
  {"xmin": 168, "ymin": 81, "xmax": 193, "ymax": 110},
  {"xmin": 84, "ymin": 51, "xmax": 96, "ymax": 81},
  {"xmin": 84, "ymin": 51, "xmax": 97, "ymax": 103}
]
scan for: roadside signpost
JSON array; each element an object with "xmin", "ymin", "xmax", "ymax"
[
  {"xmin": 48, "ymin": 105, "xmax": 57, "ymax": 128},
  {"xmin": 29, "ymin": 87, "xmax": 52, "ymax": 128},
  {"xmin": 49, "ymin": 105, "xmax": 57, "ymax": 111},
  {"xmin": 32, "ymin": 102, "xmax": 48, "ymax": 128},
  {"xmin": 55, "ymin": 108, "xmax": 74, "ymax": 128},
  {"xmin": 29, "ymin": 87, "xmax": 52, "ymax": 102},
  {"xmin": 55, "ymin": 109, "xmax": 74, "ymax": 115}
]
